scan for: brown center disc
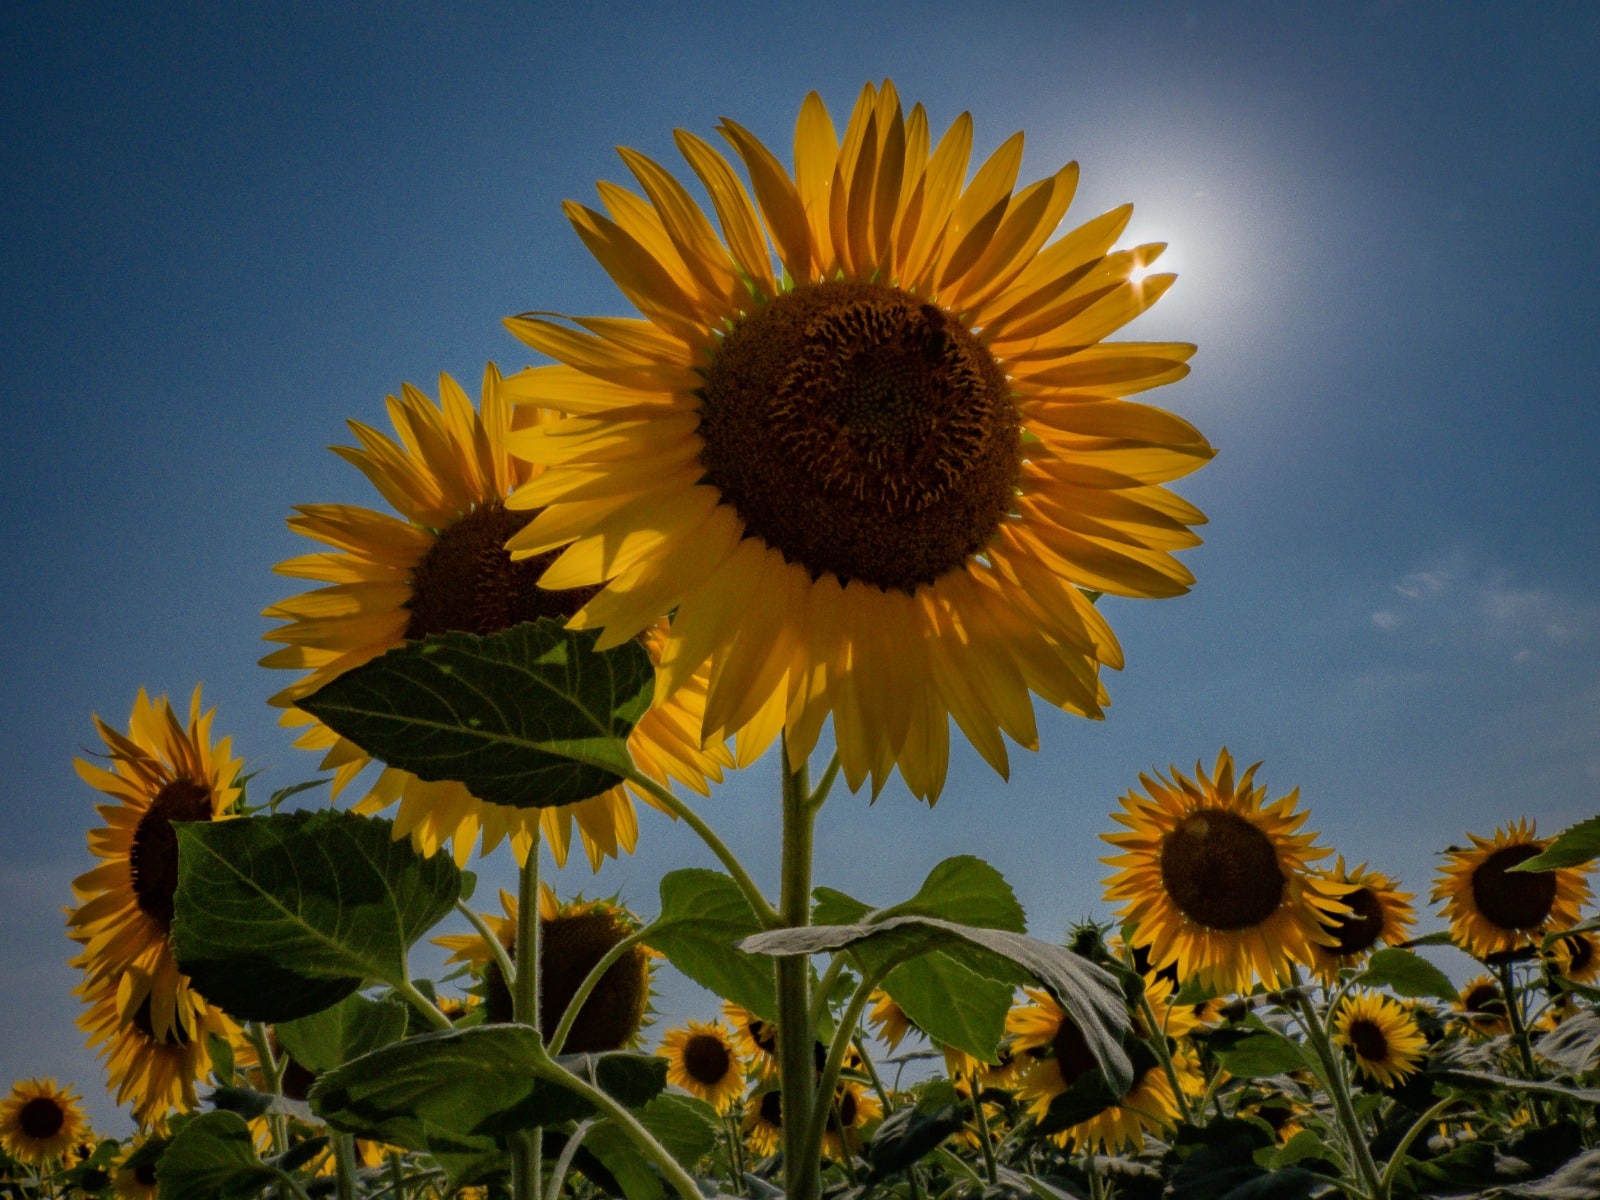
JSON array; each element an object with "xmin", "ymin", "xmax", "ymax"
[
  {"xmin": 1470, "ymin": 844, "xmax": 1558, "ymax": 932},
  {"xmin": 17, "ymin": 1097, "xmax": 65, "ymax": 1141},
  {"xmin": 1324, "ymin": 886, "xmax": 1386, "ymax": 955},
  {"xmin": 683, "ymin": 1033, "xmax": 732, "ymax": 1085},
  {"xmin": 697, "ymin": 281, "xmax": 1019, "ymax": 592},
  {"xmin": 1158, "ymin": 811, "xmax": 1287, "ymax": 931},
  {"xmin": 128, "ymin": 779, "xmax": 214, "ymax": 930},
  {"xmin": 1348, "ymin": 1018, "xmax": 1390, "ymax": 1063}
]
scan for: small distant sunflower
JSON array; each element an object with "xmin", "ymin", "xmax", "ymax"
[
  {"xmin": 437, "ymin": 885, "xmax": 652, "ymax": 1051},
  {"xmin": 660, "ymin": 1020, "xmax": 746, "ymax": 1113},
  {"xmin": 500, "ymin": 79, "xmax": 1213, "ymax": 801},
  {"xmin": 742, "ymin": 1088, "xmax": 784, "ymax": 1157},
  {"xmin": 1332, "ymin": 992, "xmax": 1426, "ymax": 1088},
  {"xmin": 1007, "ymin": 987, "xmax": 1184, "ymax": 1153},
  {"xmin": 722, "ymin": 1002, "xmax": 781, "ymax": 1077},
  {"xmin": 67, "ymin": 686, "xmax": 242, "ymax": 1044},
  {"xmin": 261, "ymin": 367, "xmax": 731, "ymax": 869},
  {"xmin": 0, "ymin": 1079, "xmax": 87, "ymax": 1166},
  {"xmin": 110, "ymin": 1141, "xmax": 161, "ymax": 1200},
  {"xmin": 822, "ymin": 1082, "xmax": 883, "ymax": 1160},
  {"xmin": 867, "ymin": 989, "xmax": 917, "ymax": 1051},
  {"xmin": 1432, "ymin": 820, "xmax": 1591, "ymax": 960},
  {"xmin": 1453, "ymin": 975, "xmax": 1510, "ymax": 1038},
  {"xmin": 76, "ymin": 965, "xmax": 241, "ymax": 1129},
  {"xmin": 1308, "ymin": 858, "xmax": 1415, "ymax": 981},
  {"xmin": 1102, "ymin": 749, "xmax": 1352, "ymax": 993},
  {"xmin": 1544, "ymin": 932, "xmax": 1600, "ymax": 985}
]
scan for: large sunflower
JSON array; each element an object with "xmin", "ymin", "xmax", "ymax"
[
  {"xmin": 659, "ymin": 1019, "xmax": 747, "ymax": 1113},
  {"xmin": 261, "ymin": 367, "xmax": 732, "ymax": 869},
  {"xmin": 499, "ymin": 79, "xmax": 1213, "ymax": 799},
  {"xmin": 1431, "ymin": 820, "xmax": 1591, "ymax": 960},
  {"xmin": 1101, "ymin": 749, "xmax": 1352, "ymax": 994},
  {"xmin": 0, "ymin": 1078, "xmax": 87, "ymax": 1166},
  {"xmin": 1331, "ymin": 991, "xmax": 1425, "ymax": 1088},
  {"xmin": 66, "ymin": 686, "xmax": 242, "ymax": 1044},
  {"xmin": 1307, "ymin": 857, "xmax": 1415, "ymax": 982}
]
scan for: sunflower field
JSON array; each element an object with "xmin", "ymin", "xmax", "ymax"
[{"xmin": 7, "ymin": 81, "xmax": 1600, "ymax": 1200}]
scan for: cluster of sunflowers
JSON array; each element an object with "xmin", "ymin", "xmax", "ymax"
[{"xmin": 9, "ymin": 80, "xmax": 1599, "ymax": 1200}]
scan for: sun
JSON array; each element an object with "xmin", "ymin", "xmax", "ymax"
[{"xmin": 498, "ymin": 79, "xmax": 1212, "ymax": 799}]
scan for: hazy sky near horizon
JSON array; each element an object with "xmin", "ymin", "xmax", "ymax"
[{"xmin": 3, "ymin": 2, "xmax": 1597, "ymax": 1132}]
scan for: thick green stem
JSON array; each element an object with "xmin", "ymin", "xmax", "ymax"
[
  {"xmin": 777, "ymin": 745, "xmax": 819, "ymax": 1200},
  {"xmin": 622, "ymin": 765, "xmax": 779, "ymax": 927},
  {"xmin": 969, "ymin": 1075, "xmax": 1001, "ymax": 1186},
  {"xmin": 547, "ymin": 924, "xmax": 653, "ymax": 1055},
  {"xmin": 1495, "ymin": 959, "xmax": 1539, "ymax": 1077},
  {"xmin": 331, "ymin": 1133, "xmax": 358, "ymax": 1200},
  {"xmin": 245, "ymin": 1023, "xmax": 289, "ymax": 1156},
  {"xmin": 809, "ymin": 952, "xmax": 849, "ymax": 1030},
  {"xmin": 1134, "ymin": 985, "xmax": 1194, "ymax": 1126},
  {"xmin": 808, "ymin": 753, "xmax": 842, "ymax": 811},
  {"xmin": 392, "ymin": 977, "xmax": 453, "ymax": 1031},
  {"xmin": 1293, "ymin": 978, "xmax": 1382, "ymax": 1199},
  {"xmin": 800, "ymin": 967, "xmax": 885, "ymax": 1177},
  {"xmin": 1376, "ymin": 1096, "xmax": 1456, "ymax": 1200},
  {"xmin": 512, "ymin": 838, "xmax": 544, "ymax": 1200},
  {"xmin": 545, "ymin": 1122, "xmax": 591, "ymax": 1200}
]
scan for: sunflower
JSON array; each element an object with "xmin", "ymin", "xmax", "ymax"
[
  {"xmin": 0, "ymin": 1079, "xmax": 88, "ymax": 1166},
  {"xmin": 1307, "ymin": 857, "xmax": 1415, "ymax": 982},
  {"xmin": 261, "ymin": 367, "xmax": 732, "ymax": 869},
  {"xmin": 741, "ymin": 1088, "xmax": 784, "ymax": 1157},
  {"xmin": 110, "ymin": 1141, "xmax": 161, "ymax": 1200},
  {"xmin": 1102, "ymin": 749, "xmax": 1352, "ymax": 994},
  {"xmin": 722, "ymin": 1002, "xmax": 781, "ymax": 1076},
  {"xmin": 659, "ymin": 1020, "xmax": 747, "ymax": 1113},
  {"xmin": 76, "ymin": 968, "xmax": 240, "ymax": 1130},
  {"xmin": 1453, "ymin": 975, "xmax": 1510, "ymax": 1038},
  {"xmin": 66, "ymin": 686, "xmax": 242, "ymax": 1044},
  {"xmin": 866, "ymin": 989, "xmax": 916, "ymax": 1051},
  {"xmin": 822, "ymin": 1082, "xmax": 883, "ymax": 1160},
  {"xmin": 1544, "ymin": 932, "xmax": 1600, "ymax": 986},
  {"xmin": 498, "ymin": 79, "xmax": 1213, "ymax": 800},
  {"xmin": 1432, "ymin": 820, "xmax": 1591, "ymax": 960},
  {"xmin": 1332, "ymin": 991, "xmax": 1426, "ymax": 1088},
  {"xmin": 436, "ymin": 884, "xmax": 653, "ymax": 1050},
  {"xmin": 1007, "ymin": 987, "xmax": 1185, "ymax": 1153}
]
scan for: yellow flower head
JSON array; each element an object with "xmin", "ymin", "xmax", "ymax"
[
  {"xmin": 1452, "ymin": 974, "xmax": 1510, "ymax": 1038},
  {"xmin": 741, "ymin": 1087, "xmax": 785, "ymax": 1158},
  {"xmin": 866, "ymin": 989, "xmax": 917, "ymax": 1051},
  {"xmin": 722, "ymin": 1001, "xmax": 781, "ymax": 1076},
  {"xmin": 66, "ymin": 686, "xmax": 242, "ymax": 1045},
  {"xmin": 110, "ymin": 1139, "xmax": 161, "ymax": 1200},
  {"xmin": 1544, "ymin": 931, "xmax": 1600, "ymax": 985},
  {"xmin": 659, "ymin": 1020, "xmax": 747, "ymax": 1114},
  {"xmin": 499, "ymin": 79, "xmax": 1212, "ymax": 800},
  {"xmin": 1332, "ymin": 991, "xmax": 1426, "ymax": 1088},
  {"xmin": 261, "ymin": 367, "xmax": 732, "ymax": 869},
  {"xmin": 1432, "ymin": 820, "xmax": 1591, "ymax": 960},
  {"xmin": 1102, "ymin": 749, "xmax": 1352, "ymax": 993},
  {"xmin": 822, "ymin": 1082, "xmax": 883, "ymax": 1160},
  {"xmin": 0, "ymin": 1079, "xmax": 88, "ymax": 1167},
  {"xmin": 1307, "ymin": 857, "xmax": 1416, "ymax": 981}
]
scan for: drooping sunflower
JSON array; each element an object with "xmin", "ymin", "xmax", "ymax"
[
  {"xmin": 499, "ymin": 79, "xmax": 1213, "ymax": 800},
  {"xmin": 659, "ymin": 1020, "xmax": 747, "ymax": 1113},
  {"xmin": 1007, "ymin": 987, "xmax": 1186, "ymax": 1153},
  {"xmin": 1331, "ymin": 991, "xmax": 1426, "ymax": 1088},
  {"xmin": 76, "ymin": 966, "xmax": 241, "ymax": 1129},
  {"xmin": 436, "ymin": 884, "xmax": 653, "ymax": 1050},
  {"xmin": 1453, "ymin": 975, "xmax": 1510, "ymax": 1038},
  {"xmin": 66, "ymin": 686, "xmax": 242, "ymax": 1044},
  {"xmin": 822, "ymin": 1082, "xmax": 883, "ymax": 1160},
  {"xmin": 742, "ymin": 1088, "xmax": 785, "ymax": 1157},
  {"xmin": 1102, "ymin": 749, "xmax": 1353, "ymax": 994},
  {"xmin": 1432, "ymin": 820, "xmax": 1591, "ymax": 960},
  {"xmin": 1307, "ymin": 857, "xmax": 1416, "ymax": 982},
  {"xmin": 722, "ymin": 1002, "xmax": 781, "ymax": 1077},
  {"xmin": 1544, "ymin": 932, "xmax": 1600, "ymax": 986},
  {"xmin": 0, "ymin": 1079, "xmax": 88, "ymax": 1166},
  {"xmin": 261, "ymin": 367, "xmax": 732, "ymax": 869}
]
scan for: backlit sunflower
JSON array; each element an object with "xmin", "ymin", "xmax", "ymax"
[
  {"xmin": 659, "ymin": 1020, "xmax": 747, "ymax": 1113},
  {"xmin": 1307, "ymin": 857, "xmax": 1415, "ymax": 982},
  {"xmin": 436, "ymin": 884, "xmax": 653, "ymax": 1050},
  {"xmin": 742, "ymin": 1088, "xmax": 784, "ymax": 1157},
  {"xmin": 110, "ymin": 1140, "xmax": 160, "ymax": 1200},
  {"xmin": 500, "ymin": 79, "xmax": 1213, "ymax": 799},
  {"xmin": 866, "ymin": 989, "xmax": 916, "ymax": 1051},
  {"xmin": 822, "ymin": 1082, "xmax": 883, "ymax": 1160},
  {"xmin": 1007, "ymin": 987, "xmax": 1186, "ymax": 1153},
  {"xmin": 722, "ymin": 1002, "xmax": 781, "ymax": 1077},
  {"xmin": 1332, "ymin": 991, "xmax": 1425, "ymax": 1088},
  {"xmin": 66, "ymin": 686, "xmax": 242, "ymax": 1044},
  {"xmin": 76, "ymin": 967, "xmax": 241, "ymax": 1129},
  {"xmin": 0, "ymin": 1079, "xmax": 87, "ymax": 1166},
  {"xmin": 261, "ymin": 367, "xmax": 731, "ymax": 869},
  {"xmin": 1453, "ymin": 975, "xmax": 1510, "ymax": 1038},
  {"xmin": 1102, "ymin": 750, "xmax": 1352, "ymax": 993},
  {"xmin": 1432, "ymin": 821, "xmax": 1591, "ymax": 960},
  {"xmin": 1544, "ymin": 932, "xmax": 1600, "ymax": 985}
]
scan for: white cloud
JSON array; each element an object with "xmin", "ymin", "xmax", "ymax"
[
  {"xmin": 1372, "ymin": 558, "xmax": 1596, "ymax": 661},
  {"xmin": 1394, "ymin": 569, "xmax": 1450, "ymax": 600},
  {"xmin": 1371, "ymin": 610, "xmax": 1401, "ymax": 631}
]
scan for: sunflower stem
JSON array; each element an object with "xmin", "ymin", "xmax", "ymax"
[
  {"xmin": 331, "ymin": 1132, "xmax": 358, "ymax": 1200},
  {"xmin": 1494, "ymin": 959, "xmax": 1539, "ymax": 1078},
  {"xmin": 245, "ymin": 1022, "xmax": 289, "ymax": 1155},
  {"xmin": 809, "ymin": 952, "xmax": 850, "ymax": 1030},
  {"xmin": 800, "ymin": 964, "xmax": 887, "ymax": 1180},
  {"xmin": 1132, "ymin": 982, "xmax": 1194, "ymax": 1127},
  {"xmin": 968, "ymin": 1071, "xmax": 1001, "ymax": 1186},
  {"xmin": 544, "ymin": 1120, "xmax": 590, "ymax": 1200},
  {"xmin": 1290, "ymin": 973, "xmax": 1382, "ymax": 1199},
  {"xmin": 391, "ymin": 976, "xmax": 453, "ymax": 1031},
  {"xmin": 512, "ymin": 833, "xmax": 544, "ymax": 1200},
  {"xmin": 1376, "ymin": 1096, "xmax": 1456, "ymax": 1200},
  {"xmin": 622, "ymin": 765, "xmax": 779, "ymax": 927},
  {"xmin": 777, "ymin": 740, "xmax": 820, "ymax": 1200},
  {"xmin": 547, "ymin": 923, "xmax": 653, "ymax": 1055},
  {"xmin": 456, "ymin": 897, "xmax": 517, "ymax": 991},
  {"xmin": 725, "ymin": 1113, "xmax": 748, "ymax": 1195},
  {"xmin": 808, "ymin": 752, "xmax": 842, "ymax": 811}
]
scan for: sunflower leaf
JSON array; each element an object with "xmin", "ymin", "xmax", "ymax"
[
  {"xmin": 583, "ymin": 1094, "xmax": 722, "ymax": 1200},
  {"xmin": 155, "ymin": 1111, "xmax": 281, "ymax": 1200},
  {"xmin": 648, "ymin": 869, "xmax": 778, "ymax": 1021},
  {"xmin": 1534, "ymin": 1009, "xmax": 1600, "ymax": 1075},
  {"xmin": 298, "ymin": 619, "xmax": 654, "ymax": 809},
  {"xmin": 275, "ymin": 992, "xmax": 410, "ymax": 1073},
  {"xmin": 172, "ymin": 810, "xmax": 460, "ymax": 1022},
  {"xmin": 880, "ymin": 953, "xmax": 1015, "ymax": 1062},
  {"xmin": 1510, "ymin": 815, "xmax": 1600, "ymax": 873},
  {"xmin": 1201, "ymin": 1029, "xmax": 1312, "ymax": 1079},
  {"xmin": 738, "ymin": 916, "xmax": 1133, "ymax": 1093},
  {"xmin": 1355, "ymin": 947, "xmax": 1460, "ymax": 1001}
]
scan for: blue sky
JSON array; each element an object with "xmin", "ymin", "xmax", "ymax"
[{"xmin": 3, "ymin": 3, "xmax": 1597, "ymax": 1132}]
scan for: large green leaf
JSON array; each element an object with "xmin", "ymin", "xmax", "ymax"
[
  {"xmin": 172, "ymin": 810, "xmax": 460, "ymax": 1022},
  {"xmin": 310, "ymin": 1025, "xmax": 667, "ymax": 1152},
  {"xmin": 881, "ymin": 953, "xmax": 1014, "ymax": 1062},
  {"xmin": 299, "ymin": 620, "xmax": 653, "ymax": 809},
  {"xmin": 739, "ymin": 916, "xmax": 1133, "ymax": 1093},
  {"xmin": 1510, "ymin": 815, "xmax": 1600, "ymax": 873},
  {"xmin": 1202, "ymin": 1029, "xmax": 1311, "ymax": 1079},
  {"xmin": 647, "ymin": 869, "xmax": 777, "ymax": 1021},
  {"xmin": 276, "ymin": 992, "xmax": 410, "ymax": 1073},
  {"xmin": 1356, "ymin": 947, "xmax": 1459, "ymax": 1001},
  {"xmin": 156, "ymin": 1112, "xmax": 280, "ymax": 1200},
  {"xmin": 582, "ymin": 1094, "xmax": 722, "ymax": 1200}
]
